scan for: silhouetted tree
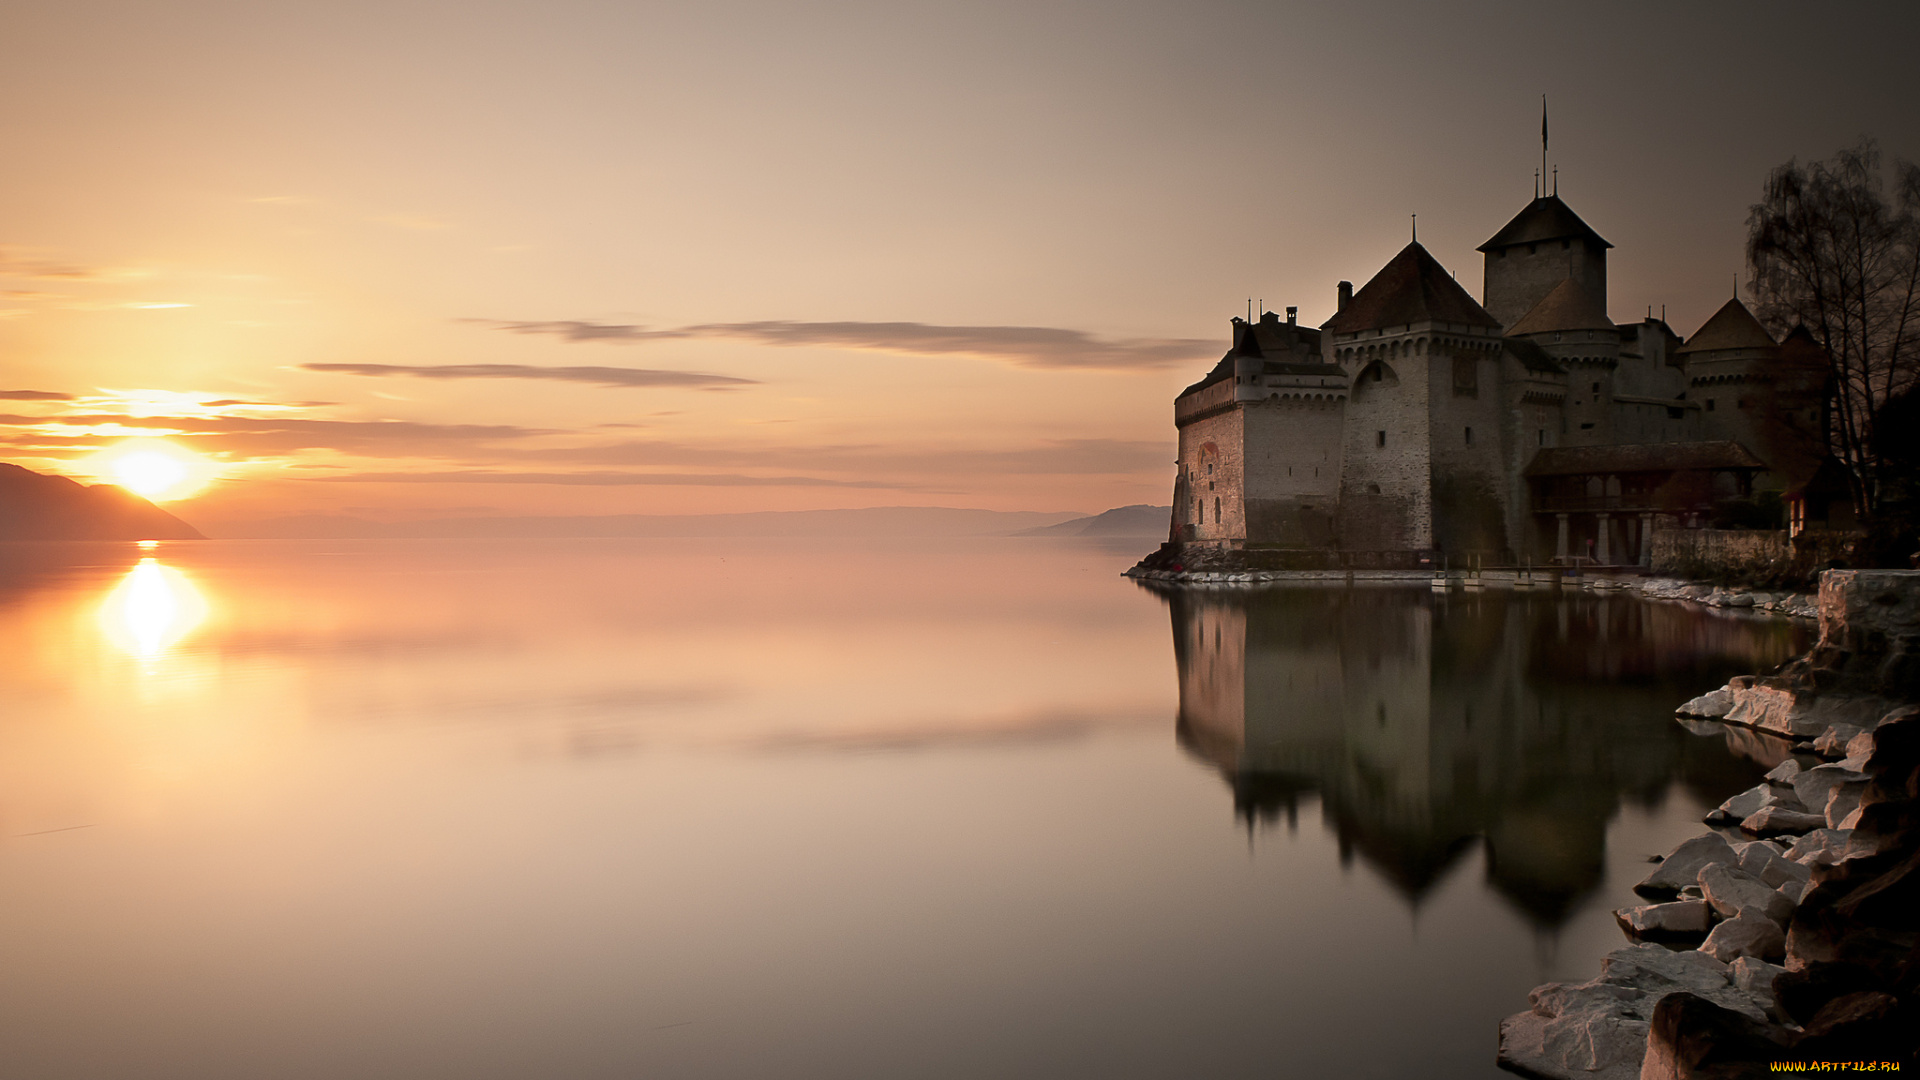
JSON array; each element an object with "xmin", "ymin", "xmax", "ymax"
[{"xmin": 1747, "ymin": 139, "xmax": 1920, "ymax": 519}]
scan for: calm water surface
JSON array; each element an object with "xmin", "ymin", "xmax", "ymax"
[{"xmin": 0, "ymin": 538, "xmax": 1808, "ymax": 1079}]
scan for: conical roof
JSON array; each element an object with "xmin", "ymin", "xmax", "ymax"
[
  {"xmin": 1677, "ymin": 298, "xmax": 1776, "ymax": 354},
  {"xmin": 1321, "ymin": 242, "xmax": 1501, "ymax": 334},
  {"xmin": 1506, "ymin": 278, "xmax": 1615, "ymax": 336},
  {"xmin": 1477, "ymin": 195, "xmax": 1612, "ymax": 252}
]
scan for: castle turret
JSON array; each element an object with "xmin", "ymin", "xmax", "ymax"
[
  {"xmin": 1477, "ymin": 195, "xmax": 1612, "ymax": 330},
  {"xmin": 1321, "ymin": 241, "xmax": 1507, "ymax": 555}
]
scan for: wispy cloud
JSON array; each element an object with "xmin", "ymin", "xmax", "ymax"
[
  {"xmin": 0, "ymin": 390, "xmax": 74, "ymax": 401},
  {"xmin": 312, "ymin": 470, "xmax": 912, "ymax": 489},
  {"xmin": 474, "ymin": 318, "xmax": 1212, "ymax": 372},
  {"xmin": 300, "ymin": 362, "xmax": 756, "ymax": 390},
  {"xmin": 0, "ymin": 246, "xmax": 112, "ymax": 282}
]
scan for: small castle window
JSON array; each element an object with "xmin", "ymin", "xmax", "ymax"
[
  {"xmin": 1706, "ymin": 399, "xmax": 1716, "ymax": 412},
  {"xmin": 1196, "ymin": 499, "xmax": 1203, "ymax": 523},
  {"xmin": 1207, "ymin": 462, "xmax": 1213, "ymax": 474},
  {"xmin": 1562, "ymin": 240, "xmax": 1570, "ymax": 250},
  {"xmin": 1464, "ymin": 426, "xmax": 1473, "ymax": 446},
  {"xmin": 1580, "ymin": 422, "xmax": 1595, "ymax": 430},
  {"xmin": 1376, "ymin": 430, "xmax": 1386, "ymax": 448},
  {"xmin": 1538, "ymin": 430, "xmax": 1546, "ymax": 446},
  {"xmin": 1367, "ymin": 483, "xmax": 1381, "ymax": 494},
  {"xmin": 1592, "ymin": 382, "xmax": 1600, "ymax": 393},
  {"xmin": 1214, "ymin": 497, "xmax": 1222, "ymax": 521}
]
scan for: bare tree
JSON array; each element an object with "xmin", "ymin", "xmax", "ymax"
[{"xmin": 1747, "ymin": 139, "xmax": 1920, "ymax": 519}]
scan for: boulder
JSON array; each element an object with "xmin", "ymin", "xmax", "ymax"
[
  {"xmin": 1812, "ymin": 723, "xmax": 1866, "ymax": 758},
  {"xmin": 1783, "ymin": 828, "xmax": 1852, "ymax": 867},
  {"xmin": 1840, "ymin": 729, "xmax": 1877, "ymax": 771},
  {"xmin": 1615, "ymin": 900, "xmax": 1714, "ymax": 940},
  {"xmin": 1677, "ymin": 686, "xmax": 1735, "ymax": 720},
  {"xmin": 1728, "ymin": 956, "xmax": 1785, "ymax": 1007},
  {"xmin": 1736, "ymin": 843, "xmax": 1809, "ymax": 890},
  {"xmin": 1824, "ymin": 781, "xmax": 1868, "ymax": 829},
  {"xmin": 1699, "ymin": 912, "xmax": 1787, "ymax": 963},
  {"xmin": 1639, "ymin": 992, "xmax": 1790, "ymax": 1080},
  {"xmin": 1497, "ymin": 984, "xmax": 1650, "ymax": 1080},
  {"xmin": 1706, "ymin": 783, "xmax": 1771, "ymax": 825},
  {"xmin": 1700, "ymin": 865, "xmax": 1796, "ymax": 925},
  {"xmin": 1765, "ymin": 758, "xmax": 1802, "ymax": 784},
  {"xmin": 1793, "ymin": 991, "xmax": 1909, "ymax": 1062},
  {"xmin": 1739, "ymin": 806, "xmax": 1826, "ymax": 837},
  {"xmin": 1636, "ymin": 832, "xmax": 1737, "ymax": 897},
  {"xmin": 1790, "ymin": 763, "xmax": 1869, "ymax": 814}
]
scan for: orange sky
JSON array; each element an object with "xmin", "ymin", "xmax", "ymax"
[{"xmin": 2, "ymin": 0, "xmax": 1916, "ymax": 529}]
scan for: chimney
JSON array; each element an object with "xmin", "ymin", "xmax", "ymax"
[
  {"xmin": 1337, "ymin": 281, "xmax": 1353, "ymax": 312},
  {"xmin": 1285, "ymin": 306, "xmax": 1297, "ymax": 325}
]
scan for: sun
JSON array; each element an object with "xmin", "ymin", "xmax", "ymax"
[{"xmin": 86, "ymin": 439, "xmax": 217, "ymax": 502}]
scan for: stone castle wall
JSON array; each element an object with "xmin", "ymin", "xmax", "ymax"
[
  {"xmin": 1339, "ymin": 339, "xmax": 1434, "ymax": 550},
  {"xmin": 1242, "ymin": 397, "xmax": 1344, "ymax": 547},
  {"xmin": 1176, "ymin": 406, "xmax": 1244, "ymax": 545}
]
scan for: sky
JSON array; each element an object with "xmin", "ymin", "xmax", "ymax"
[{"xmin": 2, "ymin": 0, "xmax": 1917, "ymax": 529}]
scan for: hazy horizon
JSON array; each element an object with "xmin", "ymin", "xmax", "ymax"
[{"xmin": 3, "ymin": 0, "xmax": 1917, "ymax": 526}]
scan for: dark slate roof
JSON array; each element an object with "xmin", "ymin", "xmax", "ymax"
[
  {"xmin": 1180, "ymin": 317, "xmax": 1341, "ymax": 396},
  {"xmin": 1506, "ymin": 277, "xmax": 1616, "ymax": 336},
  {"xmin": 1522, "ymin": 440, "xmax": 1766, "ymax": 478},
  {"xmin": 1476, "ymin": 195, "xmax": 1613, "ymax": 252},
  {"xmin": 1676, "ymin": 297, "xmax": 1777, "ymax": 354},
  {"xmin": 1320, "ymin": 242, "xmax": 1502, "ymax": 334},
  {"xmin": 1502, "ymin": 337, "xmax": 1565, "ymax": 374}
]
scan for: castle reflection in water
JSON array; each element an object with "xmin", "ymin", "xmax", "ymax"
[{"xmin": 1155, "ymin": 585, "xmax": 1807, "ymax": 926}]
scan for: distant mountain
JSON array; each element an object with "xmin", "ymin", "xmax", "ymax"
[
  {"xmin": 213, "ymin": 506, "xmax": 1091, "ymax": 540},
  {"xmin": 0, "ymin": 463, "xmax": 205, "ymax": 541},
  {"xmin": 1016, "ymin": 504, "xmax": 1171, "ymax": 538}
]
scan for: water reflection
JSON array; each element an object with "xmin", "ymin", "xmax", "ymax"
[
  {"xmin": 1160, "ymin": 586, "xmax": 1807, "ymax": 926},
  {"xmin": 98, "ymin": 557, "xmax": 207, "ymax": 659}
]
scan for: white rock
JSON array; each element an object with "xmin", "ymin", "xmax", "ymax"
[
  {"xmin": 1736, "ymin": 842, "xmax": 1808, "ymax": 889},
  {"xmin": 1813, "ymin": 724, "xmax": 1867, "ymax": 757},
  {"xmin": 1791, "ymin": 763, "xmax": 1869, "ymax": 814},
  {"xmin": 1635, "ymin": 831, "xmax": 1736, "ymax": 897},
  {"xmin": 1825, "ymin": 781, "xmax": 1868, "ymax": 830},
  {"xmin": 1700, "ymin": 864, "xmax": 1796, "ymax": 925},
  {"xmin": 1764, "ymin": 759, "xmax": 1802, "ymax": 783},
  {"xmin": 1615, "ymin": 900, "xmax": 1714, "ymax": 938},
  {"xmin": 1841, "ymin": 730, "xmax": 1876, "ymax": 771},
  {"xmin": 1700, "ymin": 912, "xmax": 1787, "ymax": 963},
  {"xmin": 1731, "ymin": 955, "xmax": 1786, "ymax": 1006},
  {"xmin": 1678, "ymin": 687, "xmax": 1735, "ymax": 720},
  {"xmin": 1741, "ymin": 806, "xmax": 1827, "ymax": 837},
  {"xmin": 1498, "ymin": 985, "xmax": 1650, "ymax": 1080},
  {"xmin": 1784, "ymin": 828, "xmax": 1852, "ymax": 867},
  {"xmin": 1708, "ymin": 783, "xmax": 1772, "ymax": 824}
]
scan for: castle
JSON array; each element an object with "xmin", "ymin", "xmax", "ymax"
[{"xmin": 1167, "ymin": 188, "xmax": 1813, "ymax": 567}]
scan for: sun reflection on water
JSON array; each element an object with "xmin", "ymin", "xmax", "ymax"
[{"xmin": 99, "ymin": 558, "xmax": 209, "ymax": 659}]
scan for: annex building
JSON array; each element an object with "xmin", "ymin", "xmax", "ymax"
[{"xmin": 1168, "ymin": 189, "xmax": 1807, "ymax": 567}]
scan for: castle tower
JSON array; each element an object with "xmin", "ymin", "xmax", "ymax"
[
  {"xmin": 1676, "ymin": 297, "xmax": 1778, "ymax": 450},
  {"xmin": 1171, "ymin": 309, "xmax": 1348, "ymax": 550},
  {"xmin": 1505, "ymin": 278, "xmax": 1621, "ymax": 447},
  {"xmin": 1322, "ymin": 242, "xmax": 1507, "ymax": 555},
  {"xmin": 1477, "ymin": 195, "xmax": 1612, "ymax": 331}
]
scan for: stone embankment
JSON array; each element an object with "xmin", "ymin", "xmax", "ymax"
[{"xmin": 1496, "ymin": 570, "xmax": 1920, "ymax": 1079}]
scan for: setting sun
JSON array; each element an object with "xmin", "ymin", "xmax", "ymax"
[{"xmin": 87, "ymin": 439, "xmax": 216, "ymax": 501}]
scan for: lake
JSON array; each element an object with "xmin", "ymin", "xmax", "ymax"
[{"xmin": 0, "ymin": 537, "xmax": 1808, "ymax": 1079}]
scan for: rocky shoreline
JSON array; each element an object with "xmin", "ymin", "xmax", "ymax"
[
  {"xmin": 1125, "ymin": 560, "xmax": 1822, "ymax": 620},
  {"xmin": 1496, "ymin": 570, "xmax": 1920, "ymax": 1078}
]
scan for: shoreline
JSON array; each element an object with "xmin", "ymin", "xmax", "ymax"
[{"xmin": 1495, "ymin": 569, "xmax": 1920, "ymax": 1078}]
